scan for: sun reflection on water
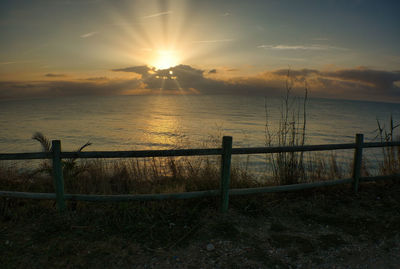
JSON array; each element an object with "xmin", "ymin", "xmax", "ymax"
[{"xmin": 140, "ymin": 96, "xmax": 186, "ymax": 149}]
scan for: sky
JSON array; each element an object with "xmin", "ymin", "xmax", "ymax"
[{"xmin": 0, "ymin": 0, "xmax": 399, "ymax": 102}]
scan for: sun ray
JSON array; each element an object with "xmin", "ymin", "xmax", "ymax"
[
  {"xmin": 159, "ymin": 76, "xmax": 166, "ymax": 93},
  {"xmin": 157, "ymin": 0, "xmax": 170, "ymax": 46},
  {"xmin": 173, "ymin": 78, "xmax": 186, "ymax": 95},
  {"xmin": 100, "ymin": 0, "xmax": 229, "ymax": 78}
]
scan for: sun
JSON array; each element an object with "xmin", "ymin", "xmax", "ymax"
[{"xmin": 152, "ymin": 50, "xmax": 179, "ymax": 70}]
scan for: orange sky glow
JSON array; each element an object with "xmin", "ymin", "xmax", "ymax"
[{"xmin": 0, "ymin": 0, "xmax": 399, "ymax": 102}]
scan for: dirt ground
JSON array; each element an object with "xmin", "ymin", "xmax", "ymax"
[{"xmin": 1, "ymin": 181, "xmax": 400, "ymax": 268}]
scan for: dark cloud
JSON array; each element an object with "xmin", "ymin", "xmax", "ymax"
[
  {"xmin": 45, "ymin": 73, "xmax": 66, "ymax": 77},
  {"xmin": 272, "ymin": 68, "xmax": 320, "ymax": 78},
  {"xmin": 112, "ymin": 65, "xmax": 154, "ymax": 78},
  {"xmin": 272, "ymin": 67, "xmax": 400, "ymax": 92},
  {"xmin": 269, "ymin": 67, "xmax": 400, "ymax": 101},
  {"xmin": 0, "ymin": 81, "xmax": 46, "ymax": 99},
  {"xmin": 143, "ymin": 65, "xmax": 223, "ymax": 93},
  {"xmin": 208, "ymin": 69, "xmax": 217, "ymax": 74},
  {"xmin": 314, "ymin": 68, "xmax": 400, "ymax": 102},
  {"xmin": 323, "ymin": 68, "xmax": 400, "ymax": 90},
  {"xmin": 112, "ymin": 64, "xmax": 280, "ymax": 96},
  {"xmin": 2, "ymin": 65, "xmax": 400, "ymax": 102},
  {"xmin": 0, "ymin": 79, "xmax": 142, "ymax": 99},
  {"xmin": 43, "ymin": 79, "xmax": 142, "ymax": 96},
  {"xmin": 84, "ymin": 77, "xmax": 108, "ymax": 81}
]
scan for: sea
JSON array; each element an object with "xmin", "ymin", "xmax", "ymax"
[{"xmin": 1, "ymin": 94, "xmax": 400, "ymax": 174}]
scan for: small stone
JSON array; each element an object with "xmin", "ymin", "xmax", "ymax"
[{"xmin": 206, "ymin": 243, "xmax": 215, "ymax": 251}]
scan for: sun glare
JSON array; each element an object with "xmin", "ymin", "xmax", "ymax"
[{"xmin": 153, "ymin": 50, "xmax": 179, "ymax": 70}]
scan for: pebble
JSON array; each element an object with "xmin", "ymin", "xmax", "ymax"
[{"xmin": 206, "ymin": 243, "xmax": 215, "ymax": 251}]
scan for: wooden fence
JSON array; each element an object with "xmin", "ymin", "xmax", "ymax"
[{"xmin": 1, "ymin": 134, "xmax": 400, "ymax": 213}]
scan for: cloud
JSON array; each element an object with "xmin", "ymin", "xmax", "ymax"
[
  {"xmin": 272, "ymin": 68, "xmax": 320, "ymax": 79},
  {"xmin": 193, "ymin": 39, "xmax": 234, "ymax": 44},
  {"xmin": 271, "ymin": 67, "xmax": 400, "ymax": 92},
  {"xmin": 257, "ymin": 44, "xmax": 348, "ymax": 51},
  {"xmin": 112, "ymin": 64, "xmax": 282, "ymax": 96},
  {"xmin": 269, "ymin": 67, "xmax": 400, "ymax": 101},
  {"xmin": 84, "ymin": 77, "xmax": 108, "ymax": 81},
  {"xmin": 142, "ymin": 11, "xmax": 172, "ymax": 19},
  {"xmin": 0, "ymin": 60, "xmax": 32, "ymax": 65},
  {"xmin": 0, "ymin": 78, "xmax": 143, "ymax": 99},
  {"xmin": 45, "ymin": 73, "xmax": 66, "ymax": 78},
  {"xmin": 323, "ymin": 68, "xmax": 400, "ymax": 90},
  {"xmin": 2, "ymin": 65, "xmax": 400, "ymax": 103},
  {"xmin": 279, "ymin": 57, "xmax": 306, "ymax": 62},
  {"xmin": 312, "ymin": 37, "xmax": 329, "ymax": 41},
  {"xmin": 0, "ymin": 61, "xmax": 19, "ymax": 65},
  {"xmin": 112, "ymin": 65, "xmax": 153, "ymax": 78},
  {"xmin": 80, "ymin": 31, "xmax": 99, "ymax": 38}
]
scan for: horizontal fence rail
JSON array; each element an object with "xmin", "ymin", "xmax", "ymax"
[
  {"xmin": 1, "ymin": 134, "xmax": 400, "ymax": 213},
  {"xmin": 1, "ymin": 175, "xmax": 398, "ymax": 201},
  {"xmin": 0, "ymin": 190, "xmax": 220, "ymax": 201},
  {"xmin": 2, "ymin": 141, "xmax": 400, "ymax": 161},
  {"xmin": 0, "ymin": 152, "xmax": 52, "ymax": 160}
]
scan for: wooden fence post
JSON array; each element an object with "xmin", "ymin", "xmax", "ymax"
[
  {"xmin": 52, "ymin": 140, "xmax": 66, "ymax": 212},
  {"xmin": 220, "ymin": 136, "xmax": 233, "ymax": 213},
  {"xmin": 352, "ymin": 134, "xmax": 364, "ymax": 193}
]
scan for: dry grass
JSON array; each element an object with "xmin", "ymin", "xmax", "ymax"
[
  {"xmin": 264, "ymin": 71, "xmax": 309, "ymax": 185},
  {"xmin": 0, "ymin": 155, "xmax": 260, "ymax": 196},
  {"xmin": 376, "ymin": 116, "xmax": 400, "ymax": 175},
  {"xmin": 1, "ymin": 180, "xmax": 399, "ymax": 268}
]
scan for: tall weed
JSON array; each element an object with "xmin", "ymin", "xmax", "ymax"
[
  {"xmin": 265, "ymin": 70, "xmax": 308, "ymax": 185},
  {"xmin": 376, "ymin": 115, "xmax": 400, "ymax": 175}
]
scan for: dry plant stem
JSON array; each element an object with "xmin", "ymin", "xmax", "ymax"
[
  {"xmin": 264, "ymin": 70, "xmax": 308, "ymax": 185},
  {"xmin": 376, "ymin": 115, "xmax": 400, "ymax": 175}
]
